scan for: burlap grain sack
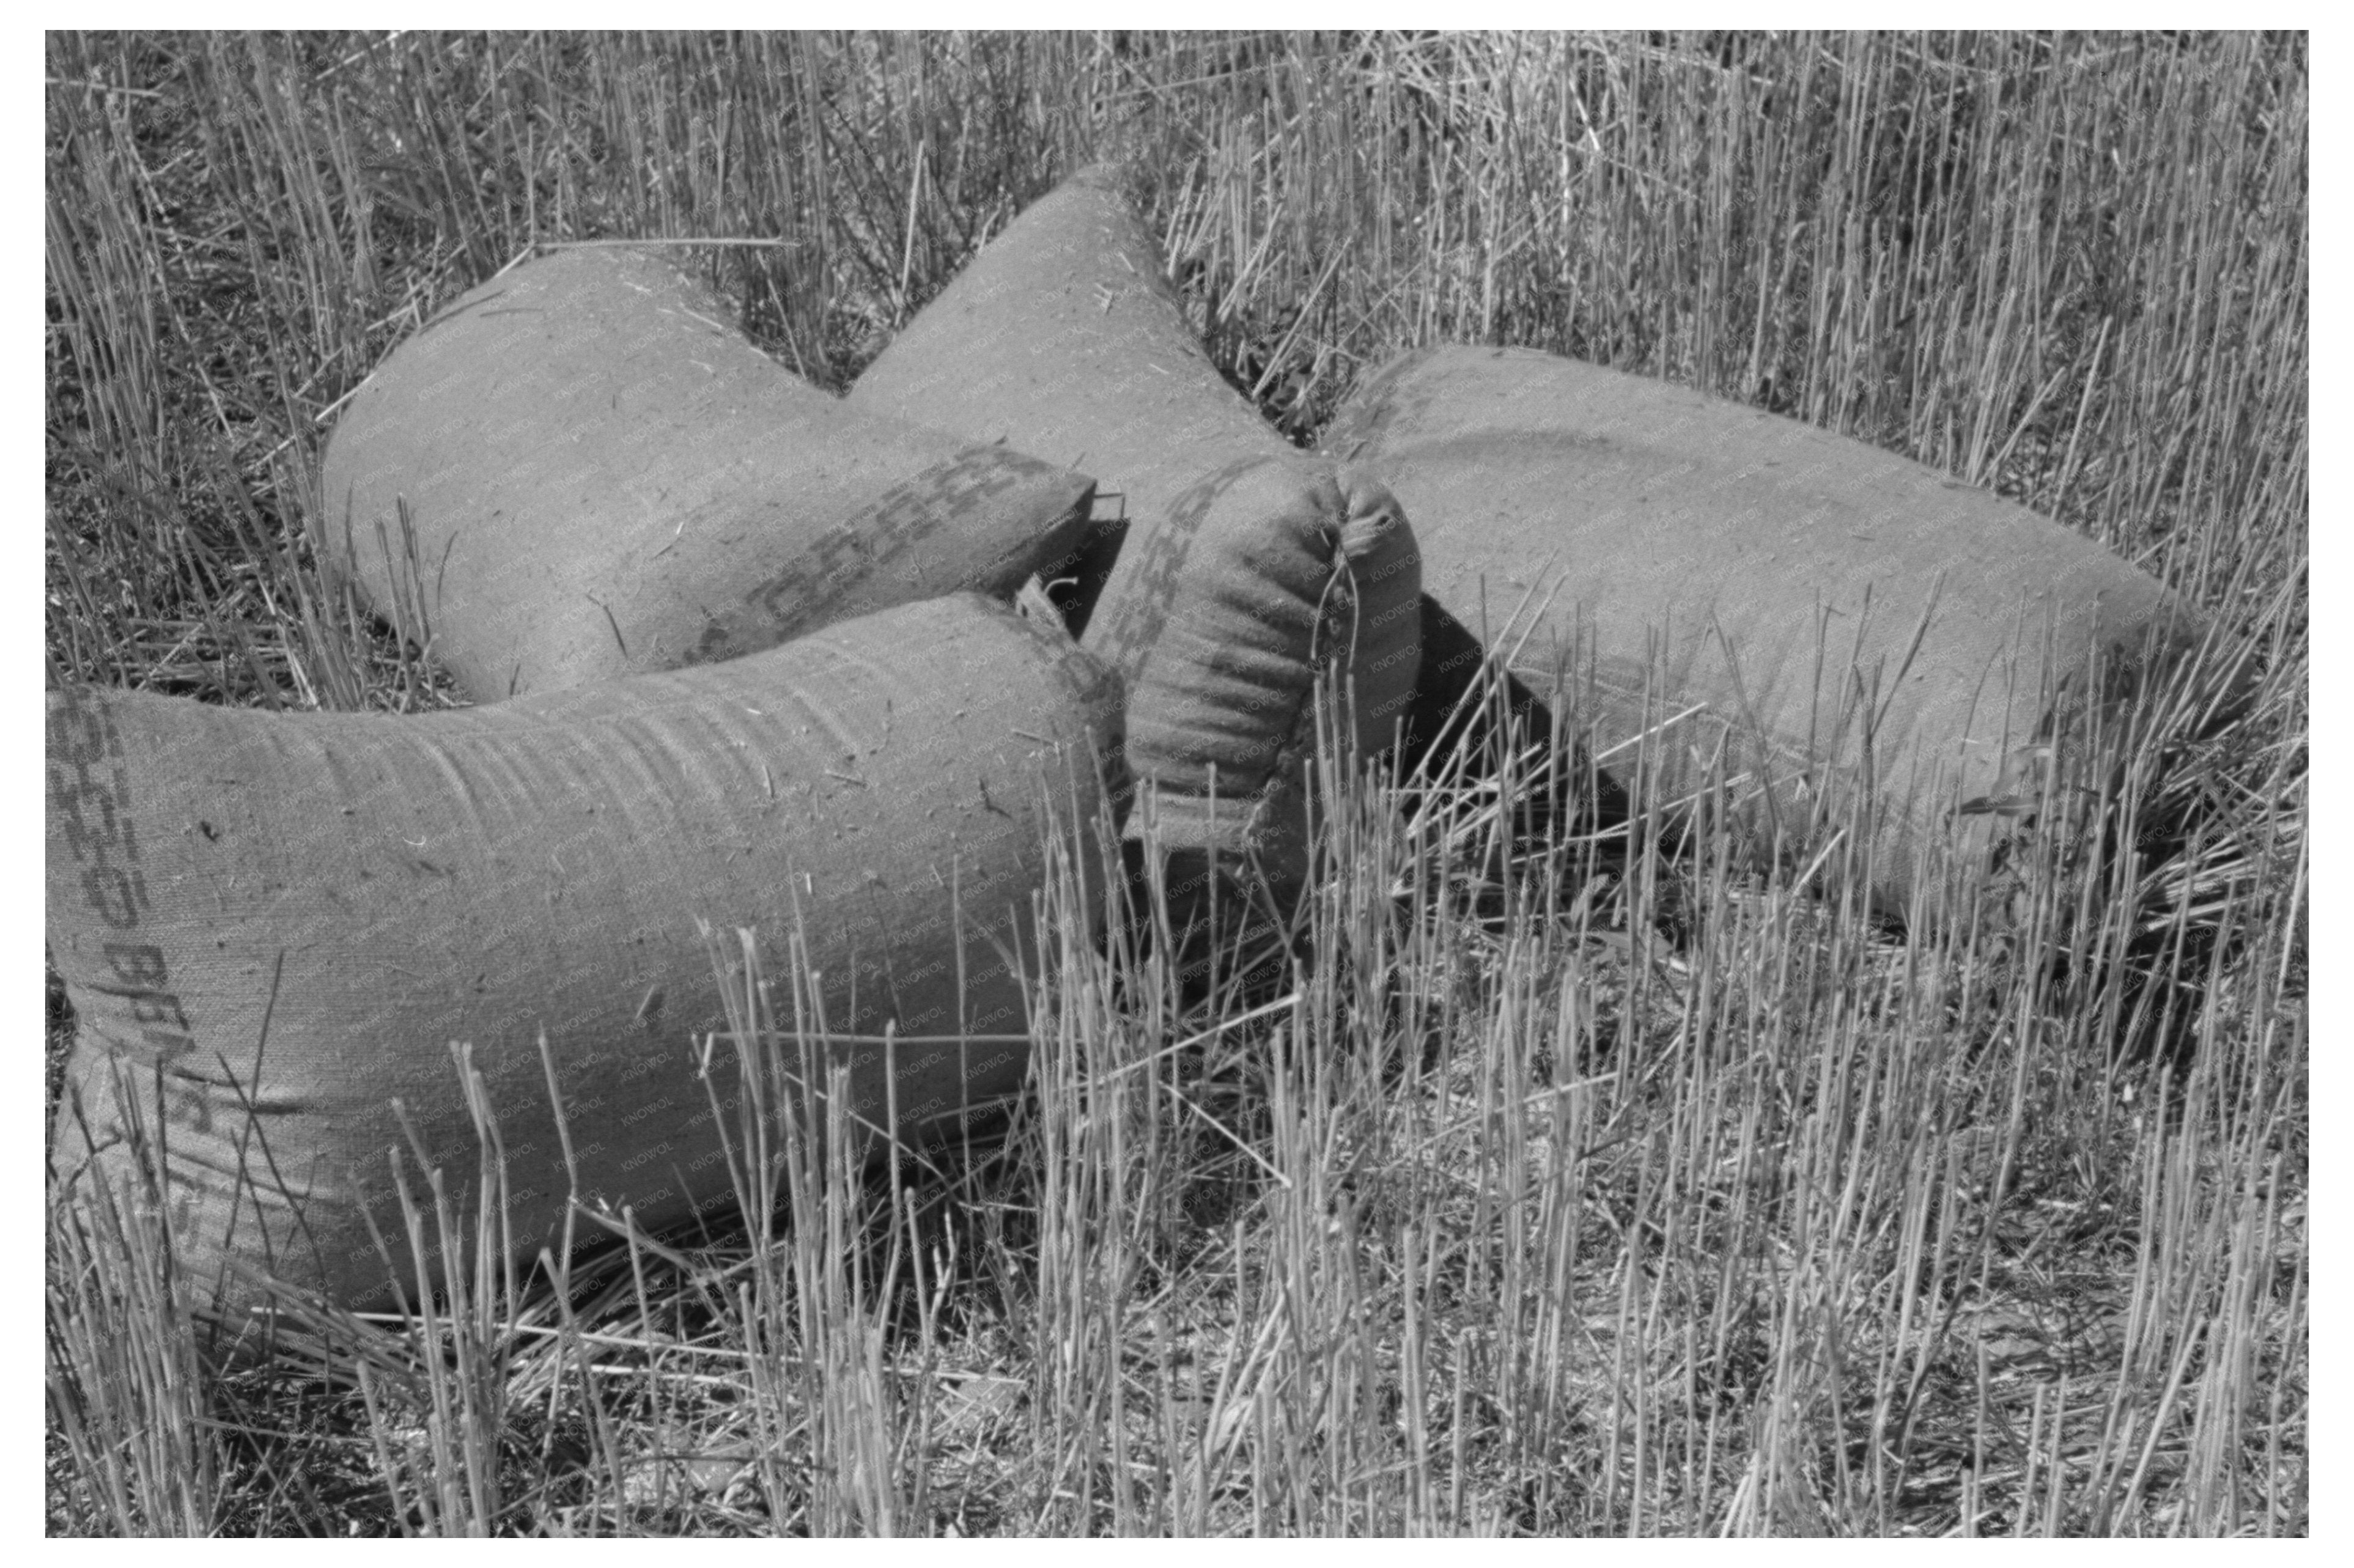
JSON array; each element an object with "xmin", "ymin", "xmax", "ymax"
[
  {"xmin": 1326, "ymin": 344, "xmax": 2208, "ymax": 910},
  {"xmin": 850, "ymin": 165, "xmax": 1420, "ymax": 900},
  {"xmin": 320, "ymin": 246, "xmax": 1098, "ymax": 700},
  {"xmin": 47, "ymin": 595, "xmax": 1121, "ymax": 1317}
]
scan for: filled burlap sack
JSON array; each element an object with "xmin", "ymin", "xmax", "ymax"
[
  {"xmin": 1325, "ymin": 344, "xmax": 2210, "ymax": 910},
  {"xmin": 46, "ymin": 595, "xmax": 1121, "ymax": 1318},
  {"xmin": 320, "ymin": 245, "xmax": 1098, "ymax": 700},
  {"xmin": 850, "ymin": 164, "xmax": 1420, "ymax": 906}
]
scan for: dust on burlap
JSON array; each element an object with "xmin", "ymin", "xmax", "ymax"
[
  {"xmin": 1326, "ymin": 344, "xmax": 2213, "ymax": 913},
  {"xmin": 851, "ymin": 164, "xmax": 1422, "ymax": 919},
  {"xmin": 321, "ymin": 246, "xmax": 1098, "ymax": 700},
  {"xmin": 46, "ymin": 595, "xmax": 1123, "ymax": 1321}
]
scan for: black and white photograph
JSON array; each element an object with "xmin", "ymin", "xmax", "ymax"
[{"xmin": 39, "ymin": 29, "xmax": 2309, "ymax": 1537}]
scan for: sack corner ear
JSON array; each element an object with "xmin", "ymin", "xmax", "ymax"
[
  {"xmin": 1071, "ymin": 134, "xmax": 1153, "ymax": 201},
  {"xmin": 1334, "ymin": 463, "xmax": 1408, "ymax": 526}
]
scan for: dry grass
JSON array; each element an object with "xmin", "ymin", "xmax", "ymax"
[{"xmin": 45, "ymin": 30, "xmax": 2304, "ymax": 1536}]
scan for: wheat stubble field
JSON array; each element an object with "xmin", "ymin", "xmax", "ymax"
[{"xmin": 43, "ymin": 32, "xmax": 2306, "ymax": 1536}]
